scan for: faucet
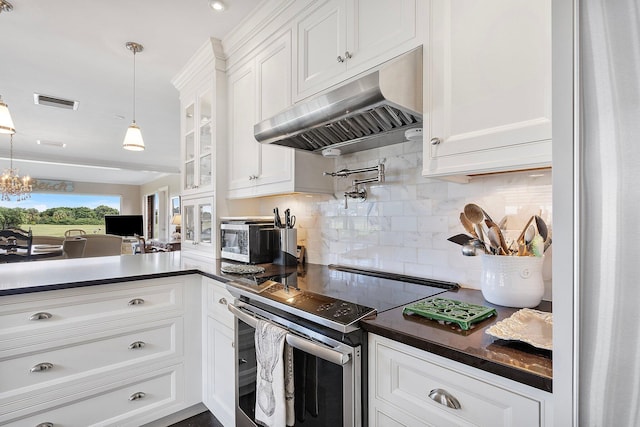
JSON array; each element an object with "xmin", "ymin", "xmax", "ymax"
[{"xmin": 344, "ymin": 186, "xmax": 367, "ymax": 209}]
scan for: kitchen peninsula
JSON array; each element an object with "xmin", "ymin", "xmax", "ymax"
[{"xmin": 0, "ymin": 253, "xmax": 552, "ymax": 426}]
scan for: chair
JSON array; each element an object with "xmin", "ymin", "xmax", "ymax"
[
  {"xmin": 0, "ymin": 227, "xmax": 33, "ymax": 263},
  {"xmin": 64, "ymin": 229, "xmax": 86, "ymax": 238},
  {"xmin": 82, "ymin": 234, "xmax": 123, "ymax": 257},
  {"xmin": 63, "ymin": 237, "xmax": 87, "ymax": 258}
]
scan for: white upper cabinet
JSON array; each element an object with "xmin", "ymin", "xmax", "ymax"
[
  {"xmin": 296, "ymin": 0, "xmax": 420, "ymax": 100},
  {"xmin": 227, "ymin": 30, "xmax": 334, "ymax": 199},
  {"xmin": 172, "ymin": 39, "xmax": 226, "ymax": 196},
  {"xmin": 422, "ymin": 0, "xmax": 552, "ymax": 182}
]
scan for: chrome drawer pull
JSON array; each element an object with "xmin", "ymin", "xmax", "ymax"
[
  {"xmin": 430, "ymin": 137, "xmax": 442, "ymax": 145},
  {"xmin": 30, "ymin": 362, "xmax": 54, "ymax": 373},
  {"xmin": 219, "ymin": 297, "xmax": 227, "ymax": 305},
  {"xmin": 429, "ymin": 388, "xmax": 461, "ymax": 409},
  {"xmin": 29, "ymin": 312, "xmax": 53, "ymax": 321},
  {"xmin": 128, "ymin": 298, "xmax": 145, "ymax": 306},
  {"xmin": 36, "ymin": 423, "xmax": 54, "ymax": 427},
  {"xmin": 128, "ymin": 341, "xmax": 146, "ymax": 350},
  {"xmin": 129, "ymin": 391, "xmax": 146, "ymax": 401}
]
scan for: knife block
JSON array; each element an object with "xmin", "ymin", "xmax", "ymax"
[{"xmin": 273, "ymin": 228, "xmax": 297, "ymax": 266}]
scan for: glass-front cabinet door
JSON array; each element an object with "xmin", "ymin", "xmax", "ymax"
[
  {"xmin": 182, "ymin": 87, "xmax": 214, "ymax": 194},
  {"xmin": 181, "ymin": 196, "xmax": 215, "ymax": 257}
]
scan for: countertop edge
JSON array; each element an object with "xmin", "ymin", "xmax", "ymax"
[{"xmin": 361, "ymin": 320, "xmax": 553, "ymax": 393}]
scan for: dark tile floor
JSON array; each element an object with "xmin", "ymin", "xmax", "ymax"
[{"xmin": 168, "ymin": 411, "xmax": 223, "ymax": 427}]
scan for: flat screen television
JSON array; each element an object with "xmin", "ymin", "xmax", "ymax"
[{"xmin": 104, "ymin": 215, "xmax": 144, "ymax": 237}]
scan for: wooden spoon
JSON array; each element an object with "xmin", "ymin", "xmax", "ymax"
[
  {"xmin": 459, "ymin": 212, "xmax": 478, "ymax": 238},
  {"xmin": 463, "ymin": 204, "xmax": 488, "ymax": 246}
]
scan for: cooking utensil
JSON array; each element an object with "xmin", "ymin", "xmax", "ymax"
[
  {"xmin": 516, "ymin": 215, "xmax": 536, "ymax": 246},
  {"xmin": 461, "ymin": 242, "xmax": 477, "ymax": 256},
  {"xmin": 534, "ymin": 215, "xmax": 549, "ymax": 242},
  {"xmin": 459, "ymin": 212, "xmax": 478, "ymax": 238},
  {"xmin": 488, "ymin": 226, "xmax": 507, "ymax": 255},
  {"xmin": 284, "ymin": 208, "xmax": 296, "ymax": 228},
  {"xmin": 463, "ymin": 204, "xmax": 488, "ymax": 249},
  {"xmin": 447, "ymin": 233, "xmax": 475, "ymax": 246},
  {"xmin": 485, "ymin": 219, "xmax": 509, "ymax": 255},
  {"xmin": 273, "ymin": 208, "xmax": 283, "ymax": 228}
]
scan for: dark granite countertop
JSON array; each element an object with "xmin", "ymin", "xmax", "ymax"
[
  {"xmin": 362, "ymin": 288, "xmax": 552, "ymax": 392},
  {"xmin": 0, "ymin": 254, "xmax": 552, "ymax": 393}
]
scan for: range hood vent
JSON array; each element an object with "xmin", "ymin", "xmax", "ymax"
[{"xmin": 254, "ymin": 47, "xmax": 422, "ymax": 155}]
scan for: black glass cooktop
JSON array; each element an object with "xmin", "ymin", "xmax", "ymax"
[{"xmin": 225, "ymin": 263, "xmax": 459, "ymax": 330}]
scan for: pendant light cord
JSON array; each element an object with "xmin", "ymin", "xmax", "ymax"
[{"xmin": 132, "ymin": 48, "xmax": 136, "ymax": 124}]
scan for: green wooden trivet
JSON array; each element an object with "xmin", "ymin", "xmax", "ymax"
[{"xmin": 403, "ymin": 297, "xmax": 497, "ymax": 330}]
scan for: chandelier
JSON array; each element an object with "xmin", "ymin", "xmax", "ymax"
[{"xmin": 1, "ymin": 134, "xmax": 32, "ymax": 201}]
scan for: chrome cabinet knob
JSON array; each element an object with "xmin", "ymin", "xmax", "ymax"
[
  {"xmin": 128, "ymin": 341, "xmax": 146, "ymax": 350},
  {"xmin": 430, "ymin": 137, "xmax": 442, "ymax": 146},
  {"xmin": 29, "ymin": 312, "xmax": 53, "ymax": 321},
  {"xmin": 219, "ymin": 297, "xmax": 228, "ymax": 305},
  {"xmin": 128, "ymin": 298, "xmax": 145, "ymax": 306},
  {"xmin": 344, "ymin": 51, "xmax": 352, "ymax": 59},
  {"xmin": 428, "ymin": 388, "xmax": 461, "ymax": 409},
  {"xmin": 337, "ymin": 55, "xmax": 345, "ymax": 63},
  {"xmin": 129, "ymin": 392, "xmax": 146, "ymax": 401},
  {"xmin": 30, "ymin": 362, "xmax": 54, "ymax": 373}
]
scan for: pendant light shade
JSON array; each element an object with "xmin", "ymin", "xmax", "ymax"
[
  {"xmin": 123, "ymin": 121, "xmax": 145, "ymax": 151},
  {"xmin": 0, "ymin": 96, "xmax": 16, "ymax": 135},
  {"xmin": 123, "ymin": 42, "xmax": 145, "ymax": 151}
]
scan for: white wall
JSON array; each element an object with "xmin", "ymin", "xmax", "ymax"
[{"xmin": 256, "ymin": 140, "xmax": 552, "ymax": 293}]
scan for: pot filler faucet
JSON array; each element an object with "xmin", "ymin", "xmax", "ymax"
[{"xmin": 324, "ymin": 163, "xmax": 385, "ymax": 209}]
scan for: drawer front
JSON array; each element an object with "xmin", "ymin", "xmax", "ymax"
[
  {"xmin": 4, "ymin": 365, "xmax": 181, "ymax": 427},
  {"xmin": 372, "ymin": 339, "xmax": 541, "ymax": 427},
  {"xmin": 0, "ymin": 318, "xmax": 181, "ymax": 395},
  {"xmin": 0, "ymin": 280, "xmax": 183, "ymax": 336},
  {"xmin": 205, "ymin": 278, "xmax": 234, "ymax": 328}
]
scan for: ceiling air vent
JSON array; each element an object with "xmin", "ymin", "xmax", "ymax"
[{"xmin": 33, "ymin": 93, "xmax": 79, "ymax": 110}]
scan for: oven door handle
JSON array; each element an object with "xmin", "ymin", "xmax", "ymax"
[{"xmin": 228, "ymin": 303, "xmax": 352, "ymax": 366}]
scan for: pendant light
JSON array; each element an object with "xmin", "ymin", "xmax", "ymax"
[
  {"xmin": 0, "ymin": 95, "xmax": 16, "ymax": 135},
  {"xmin": 122, "ymin": 42, "xmax": 145, "ymax": 151}
]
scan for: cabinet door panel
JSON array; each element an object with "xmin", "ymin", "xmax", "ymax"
[
  {"xmin": 257, "ymin": 31, "xmax": 294, "ymax": 186},
  {"xmin": 203, "ymin": 316, "xmax": 235, "ymax": 426},
  {"xmin": 425, "ymin": 0, "xmax": 551, "ymax": 177},
  {"xmin": 348, "ymin": 0, "xmax": 417, "ymax": 67},
  {"xmin": 228, "ymin": 64, "xmax": 259, "ymax": 190},
  {"xmin": 297, "ymin": 0, "xmax": 346, "ymax": 95}
]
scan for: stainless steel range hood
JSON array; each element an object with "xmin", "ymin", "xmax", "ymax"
[{"xmin": 254, "ymin": 47, "xmax": 422, "ymax": 155}]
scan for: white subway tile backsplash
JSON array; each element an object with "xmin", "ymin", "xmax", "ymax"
[{"xmin": 257, "ymin": 141, "xmax": 552, "ymax": 293}]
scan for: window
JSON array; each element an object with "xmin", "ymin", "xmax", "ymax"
[{"xmin": 0, "ymin": 193, "xmax": 120, "ymax": 237}]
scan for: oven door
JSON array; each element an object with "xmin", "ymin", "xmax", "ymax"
[{"xmin": 229, "ymin": 302, "xmax": 361, "ymax": 427}]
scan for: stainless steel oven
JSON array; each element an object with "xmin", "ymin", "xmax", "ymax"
[{"xmin": 229, "ymin": 301, "xmax": 361, "ymax": 427}]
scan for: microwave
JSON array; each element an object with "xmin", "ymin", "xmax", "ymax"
[{"xmin": 220, "ymin": 217, "xmax": 278, "ymax": 264}]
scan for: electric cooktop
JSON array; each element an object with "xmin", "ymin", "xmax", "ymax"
[{"xmin": 225, "ymin": 263, "xmax": 459, "ymax": 333}]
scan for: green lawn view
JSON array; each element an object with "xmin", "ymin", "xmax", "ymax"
[{"xmin": 21, "ymin": 224, "xmax": 105, "ymax": 237}]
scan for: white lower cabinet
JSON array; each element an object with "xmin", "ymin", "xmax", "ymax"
[
  {"xmin": 0, "ymin": 276, "xmax": 202, "ymax": 426},
  {"xmin": 202, "ymin": 278, "xmax": 236, "ymax": 427},
  {"xmin": 5, "ymin": 365, "xmax": 183, "ymax": 427},
  {"xmin": 369, "ymin": 334, "xmax": 552, "ymax": 427}
]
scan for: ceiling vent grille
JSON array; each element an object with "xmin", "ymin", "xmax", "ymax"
[{"xmin": 33, "ymin": 93, "xmax": 79, "ymax": 110}]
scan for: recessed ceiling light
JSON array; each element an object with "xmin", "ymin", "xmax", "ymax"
[{"xmin": 208, "ymin": 0, "xmax": 226, "ymax": 12}]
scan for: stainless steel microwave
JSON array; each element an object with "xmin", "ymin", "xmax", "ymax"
[{"xmin": 220, "ymin": 217, "xmax": 278, "ymax": 264}]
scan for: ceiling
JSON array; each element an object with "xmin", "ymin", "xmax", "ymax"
[{"xmin": 0, "ymin": 0, "xmax": 262, "ymax": 185}]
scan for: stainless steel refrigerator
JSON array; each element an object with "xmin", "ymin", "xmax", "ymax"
[{"xmin": 579, "ymin": 0, "xmax": 640, "ymax": 425}]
